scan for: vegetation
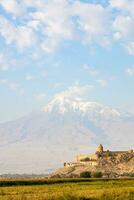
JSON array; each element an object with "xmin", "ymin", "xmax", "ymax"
[
  {"xmin": 80, "ymin": 157, "xmax": 90, "ymax": 162},
  {"xmin": 92, "ymin": 172, "xmax": 103, "ymax": 178},
  {"xmin": 128, "ymin": 173, "xmax": 134, "ymax": 177},
  {"xmin": 0, "ymin": 178, "xmax": 133, "ymax": 199},
  {"xmin": 122, "ymin": 172, "xmax": 134, "ymax": 177},
  {"xmin": 80, "ymin": 171, "xmax": 102, "ymax": 178},
  {"xmin": 80, "ymin": 171, "xmax": 91, "ymax": 178}
]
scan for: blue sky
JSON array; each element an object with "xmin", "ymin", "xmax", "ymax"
[{"xmin": 0, "ymin": 0, "xmax": 134, "ymax": 122}]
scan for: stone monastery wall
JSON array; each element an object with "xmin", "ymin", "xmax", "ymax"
[{"xmin": 64, "ymin": 144, "xmax": 134, "ymax": 168}]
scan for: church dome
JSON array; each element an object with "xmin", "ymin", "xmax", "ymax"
[{"xmin": 97, "ymin": 144, "xmax": 103, "ymax": 152}]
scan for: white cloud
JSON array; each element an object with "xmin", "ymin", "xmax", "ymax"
[
  {"xmin": 31, "ymin": 0, "xmax": 74, "ymax": 53},
  {"xmin": 97, "ymin": 76, "xmax": 115, "ymax": 87},
  {"xmin": 0, "ymin": 53, "xmax": 16, "ymax": 71},
  {"xmin": 25, "ymin": 74, "xmax": 34, "ymax": 81},
  {"xmin": 27, "ymin": 20, "xmax": 40, "ymax": 31},
  {"xmin": 0, "ymin": 16, "xmax": 15, "ymax": 45},
  {"xmin": 0, "ymin": 0, "xmax": 111, "ymax": 53},
  {"xmin": 0, "ymin": 16, "xmax": 37, "ymax": 49},
  {"xmin": 110, "ymin": 0, "xmax": 134, "ymax": 16},
  {"xmin": 0, "ymin": 0, "xmax": 25, "ymax": 17},
  {"xmin": 83, "ymin": 64, "xmax": 99, "ymax": 76},
  {"xmin": 0, "ymin": 78, "xmax": 24, "ymax": 94},
  {"xmin": 127, "ymin": 67, "xmax": 134, "ymax": 76},
  {"xmin": 110, "ymin": 0, "xmax": 128, "ymax": 10},
  {"xmin": 16, "ymin": 26, "xmax": 37, "ymax": 49},
  {"xmin": 113, "ymin": 16, "xmax": 134, "ymax": 41},
  {"xmin": 1, "ymin": 0, "xmax": 134, "ymax": 54},
  {"xmin": 113, "ymin": 15, "xmax": 134, "ymax": 54},
  {"xmin": 73, "ymin": 1, "xmax": 111, "ymax": 46},
  {"xmin": 54, "ymin": 84, "xmax": 95, "ymax": 100},
  {"xmin": 111, "ymin": 0, "xmax": 134, "ymax": 54},
  {"xmin": 54, "ymin": 82, "xmax": 64, "ymax": 89},
  {"xmin": 125, "ymin": 42, "xmax": 134, "ymax": 55},
  {"xmin": 97, "ymin": 79, "xmax": 109, "ymax": 87},
  {"xmin": 0, "ymin": 79, "xmax": 8, "ymax": 84},
  {"xmin": 35, "ymin": 93, "xmax": 46, "ymax": 101},
  {"xmin": 0, "ymin": 0, "xmax": 74, "ymax": 53},
  {"xmin": 23, "ymin": 0, "xmax": 43, "ymax": 8},
  {"xmin": 9, "ymin": 82, "xmax": 20, "ymax": 91}
]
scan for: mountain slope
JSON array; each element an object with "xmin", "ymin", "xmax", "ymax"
[{"xmin": 0, "ymin": 96, "xmax": 134, "ymax": 174}]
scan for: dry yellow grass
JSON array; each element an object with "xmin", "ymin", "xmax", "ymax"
[{"xmin": 0, "ymin": 179, "xmax": 133, "ymax": 200}]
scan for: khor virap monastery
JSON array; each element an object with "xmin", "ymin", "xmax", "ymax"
[{"xmin": 64, "ymin": 144, "xmax": 134, "ymax": 167}]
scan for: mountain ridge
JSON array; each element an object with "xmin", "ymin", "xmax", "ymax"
[{"xmin": 0, "ymin": 97, "xmax": 133, "ymax": 174}]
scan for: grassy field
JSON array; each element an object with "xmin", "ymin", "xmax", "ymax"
[{"xmin": 0, "ymin": 178, "xmax": 133, "ymax": 200}]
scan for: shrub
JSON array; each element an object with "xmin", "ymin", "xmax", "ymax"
[
  {"xmin": 80, "ymin": 171, "xmax": 91, "ymax": 178},
  {"xmin": 121, "ymin": 172, "xmax": 134, "ymax": 177},
  {"xmin": 92, "ymin": 172, "xmax": 102, "ymax": 178},
  {"xmin": 127, "ymin": 173, "xmax": 134, "ymax": 177},
  {"xmin": 80, "ymin": 157, "xmax": 90, "ymax": 162}
]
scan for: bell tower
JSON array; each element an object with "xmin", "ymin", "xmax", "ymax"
[{"xmin": 97, "ymin": 144, "xmax": 103, "ymax": 153}]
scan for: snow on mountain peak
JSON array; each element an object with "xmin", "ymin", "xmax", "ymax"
[{"xmin": 43, "ymin": 95, "xmax": 121, "ymax": 120}]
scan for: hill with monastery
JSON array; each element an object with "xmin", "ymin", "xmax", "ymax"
[{"xmin": 50, "ymin": 144, "xmax": 134, "ymax": 178}]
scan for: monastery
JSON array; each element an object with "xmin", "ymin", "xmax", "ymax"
[{"xmin": 64, "ymin": 144, "xmax": 134, "ymax": 167}]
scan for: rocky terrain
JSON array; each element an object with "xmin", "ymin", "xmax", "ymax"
[{"xmin": 50, "ymin": 152, "xmax": 134, "ymax": 178}]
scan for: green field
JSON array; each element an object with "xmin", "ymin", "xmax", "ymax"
[{"xmin": 0, "ymin": 178, "xmax": 133, "ymax": 200}]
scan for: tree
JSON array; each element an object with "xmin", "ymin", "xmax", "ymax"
[
  {"xmin": 93, "ymin": 171, "xmax": 102, "ymax": 178},
  {"xmin": 80, "ymin": 171, "xmax": 91, "ymax": 178}
]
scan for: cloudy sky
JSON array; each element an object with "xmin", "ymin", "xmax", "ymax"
[{"xmin": 0, "ymin": 0, "xmax": 134, "ymax": 122}]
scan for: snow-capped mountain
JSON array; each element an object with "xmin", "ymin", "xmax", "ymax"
[
  {"xmin": 44, "ymin": 95, "xmax": 121, "ymax": 120},
  {"xmin": 0, "ymin": 97, "xmax": 133, "ymax": 174}
]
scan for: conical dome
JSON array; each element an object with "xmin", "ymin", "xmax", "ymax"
[{"xmin": 97, "ymin": 144, "xmax": 103, "ymax": 152}]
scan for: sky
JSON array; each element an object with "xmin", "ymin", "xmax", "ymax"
[{"xmin": 0, "ymin": 0, "xmax": 134, "ymax": 122}]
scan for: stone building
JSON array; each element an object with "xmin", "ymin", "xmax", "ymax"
[{"xmin": 64, "ymin": 144, "xmax": 134, "ymax": 167}]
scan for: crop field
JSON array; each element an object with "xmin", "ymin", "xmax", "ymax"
[{"xmin": 0, "ymin": 178, "xmax": 133, "ymax": 200}]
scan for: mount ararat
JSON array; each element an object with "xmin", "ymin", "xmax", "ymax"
[{"xmin": 0, "ymin": 96, "xmax": 134, "ymax": 174}]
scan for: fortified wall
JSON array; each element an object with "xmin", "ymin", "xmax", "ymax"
[{"xmin": 64, "ymin": 144, "xmax": 134, "ymax": 167}]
